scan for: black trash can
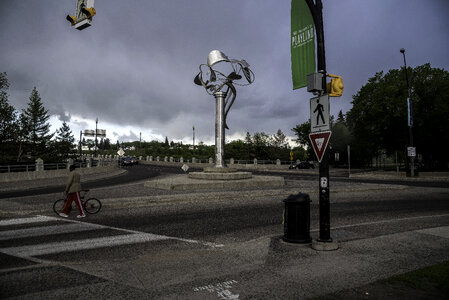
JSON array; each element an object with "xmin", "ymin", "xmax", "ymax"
[{"xmin": 283, "ymin": 193, "xmax": 312, "ymax": 243}]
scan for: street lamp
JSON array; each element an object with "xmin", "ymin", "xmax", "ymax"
[
  {"xmin": 194, "ymin": 50, "xmax": 254, "ymax": 168},
  {"xmin": 400, "ymin": 48, "xmax": 416, "ymax": 177},
  {"xmin": 192, "ymin": 126, "xmax": 195, "ymax": 153}
]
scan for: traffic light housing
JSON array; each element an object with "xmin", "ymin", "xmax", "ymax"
[
  {"xmin": 66, "ymin": 0, "xmax": 96, "ymax": 30},
  {"xmin": 66, "ymin": 15, "xmax": 76, "ymax": 25},
  {"xmin": 81, "ymin": 6, "xmax": 96, "ymax": 18},
  {"xmin": 326, "ymin": 74, "xmax": 344, "ymax": 97}
]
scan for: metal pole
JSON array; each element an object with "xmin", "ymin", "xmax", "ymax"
[
  {"xmin": 95, "ymin": 118, "xmax": 98, "ymax": 158},
  {"xmin": 79, "ymin": 130, "xmax": 82, "ymax": 158},
  {"xmin": 307, "ymin": 0, "xmax": 332, "ymax": 243},
  {"xmin": 400, "ymin": 48, "xmax": 415, "ymax": 177},
  {"xmin": 214, "ymin": 91, "xmax": 227, "ymax": 168},
  {"xmin": 193, "ymin": 126, "xmax": 195, "ymax": 152}
]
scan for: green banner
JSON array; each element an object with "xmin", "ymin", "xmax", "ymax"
[{"xmin": 291, "ymin": 0, "xmax": 316, "ymax": 89}]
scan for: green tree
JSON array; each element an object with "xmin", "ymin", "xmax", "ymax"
[
  {"xmin": 22, "ymin": 87, "xmax": 54, "ymax": 158},
  {"xmin": 292, "ymin": 121, "xmax": 314, "ymax": 160},
  {"xmin": 253, "ymin": 132, "xmax": 271, "ymax": 159},
  {"xmin": 346, "ymin": 63, "xmax": 449, "ymax": 169},
  {"xmin": 272, "ymin": 129, "xmax": 288, "ymax": 148},
  {"xmin": 330, "ymin": 110, "xmax": 352, "ymax": 166},
  {"xmin": 54, "ymin": 121, "xmax": 75, "ymax": 159},
  {"xmin": 0, "ymin": 73, "xmax": 19, "ymax": 160}
]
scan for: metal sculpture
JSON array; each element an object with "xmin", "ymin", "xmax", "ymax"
[{"xmin": 194, "ymin": 50, "xmax": 254, "ymax": 168}]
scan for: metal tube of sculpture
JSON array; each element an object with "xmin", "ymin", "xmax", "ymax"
[{"xmin": 194, "ymin": 50, "xmax": 254, "ymax": 168}]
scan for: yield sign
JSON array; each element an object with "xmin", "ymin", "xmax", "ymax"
[{"xmin": 309, "ymin": 131, "xmax": 332, "ymax": 162}]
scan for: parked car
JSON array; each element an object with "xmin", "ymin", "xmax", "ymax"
[{"xmin": 289, "ymin": 161, "xmax": 315, "ymax": 169}]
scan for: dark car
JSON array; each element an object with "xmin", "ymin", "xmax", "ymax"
[
  {"xmin": 289, "ymin": 161, "xmax": 315, "ymax": 169},
  {"xmin": 119, "ymin": 157, "xmax": 133, "ymax": 166}
]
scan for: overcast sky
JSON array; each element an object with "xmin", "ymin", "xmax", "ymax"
[{"xmin": 1, "ymin": 0, "xmax": 448, "ymax": 145}]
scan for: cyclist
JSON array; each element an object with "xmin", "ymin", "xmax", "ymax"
[{"xmin": 59, "ymin": 165, "xmax": 86, "ymax": 218}]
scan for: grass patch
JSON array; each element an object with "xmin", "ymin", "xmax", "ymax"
[
  {"xmin": 382, "ymin": 261, "xmax": 449, "ymax": 294},
  {"xmin": 312, "ymin": 261, "xmax": 449, "ymax": 299}
]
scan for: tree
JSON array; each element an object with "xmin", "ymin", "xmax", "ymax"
[
  {"xmin": 292, "ymin": 121, "xmax": 314, "ymax": 160},
  {"xmin": 329, "ymin": 111, "xmax": 352, "ymax": 166},
  {"xmin": 0, "ymin": 73, "xmax": 19, "ymax": 160},
  {"xmin": 22, "ymin": 87, "xmax": 54, "ymax": 158},
  {"xmin": 103, "ymin": 138, "xmax": 111, "ymax": 150},
  {"xmin": 346, "ymin": 63, "xmax": 449, "ymax": 169},
  {"xmin": 54, "ymin": 121, "xmax": 75, "ymax": 159},
  {"xmin": 272, "ymin": 129, "xmax": 288, "ymax": 148}
]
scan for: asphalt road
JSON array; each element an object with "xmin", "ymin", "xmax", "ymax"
[
  {"xmin": 2, "ymin": 164, "xmax": 446, "ymax": 200},
  {"xmin": 0, "ymin": 165, "xmax": 197, "ymax": 199},
  {"xmin": 1, "ymin": 175, "xmax": 449, "ymax": 298}
]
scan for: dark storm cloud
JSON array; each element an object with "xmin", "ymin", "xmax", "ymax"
[{"xmin": 1, "ymin": 0, "xmax": 448, "ymax": 143}]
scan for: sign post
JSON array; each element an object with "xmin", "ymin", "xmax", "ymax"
[{"xmin": 304, "ymin": 0, "xmax": 338, "ymax": 251}]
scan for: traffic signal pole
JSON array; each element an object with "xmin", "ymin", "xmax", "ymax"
[{"xmin": 306, "ymin": 0, "xmax": 337, "ymax": 249}]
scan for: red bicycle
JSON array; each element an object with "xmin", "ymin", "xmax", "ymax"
[{"xmin": 53, "ymin": 189, "xmax": 102, "ymax": 215}]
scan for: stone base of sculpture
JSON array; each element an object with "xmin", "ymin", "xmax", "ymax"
[{"xmin": 144, "ymin": 167, "xmax": 284, "ymax": 191}]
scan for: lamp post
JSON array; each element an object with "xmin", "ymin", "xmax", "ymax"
[
  {"xmin": 400, "ymin": 48, "xmax": 415, "ymax": 177},
  {"xmin": 79, "ymin": 130, "xmax": 83, "ymax": 158},
  {"xmin": 192, "ymin": 126, "xmax": 195, "ymax": 153}
]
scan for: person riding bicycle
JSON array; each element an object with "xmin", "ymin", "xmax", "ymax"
[{"xmin": 59, "ymin": 165, "xmax": 86, "ymax": 218}]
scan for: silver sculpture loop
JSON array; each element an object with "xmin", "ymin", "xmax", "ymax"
[{"xmin": 194, "ymin": 50, "xmax": 255, "ymax": 129}]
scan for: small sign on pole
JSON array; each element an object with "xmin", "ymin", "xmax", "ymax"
[
  {"xmin": 310, "ymin": 94, "xmax": 330, "ymax": 133},
  {"xmin": 309, "ymin": 131, "xmax": 332, "ymax": 163}
]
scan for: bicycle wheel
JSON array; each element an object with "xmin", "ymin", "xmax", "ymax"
[
  {"xmin": 84, "ymin": 198, "xmax": 102, "ymax": 214},
  {"xmin": 53, "ymin": 199, "xmax": 66, "ymax": 215}
]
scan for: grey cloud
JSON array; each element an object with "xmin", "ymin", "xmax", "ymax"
[{"xmin": 1, "ymin": 0, "xmax": 448, "ymax": 143}]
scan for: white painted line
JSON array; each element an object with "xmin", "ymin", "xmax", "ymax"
[
  {"xmin": 0, "ymin": 223, "xmax": 105, "ymax": 241},
  {"xmin": 416, "ymin": 226, "xmax": 449, "ymax": 239},
  {"xmin": 0, "ymin": 215, "xmax": 59, "ymax": 226},
  {"xmin": 1, "ymin": 233, "xmax": 171, "ymax": 257},
  {"xmin": 194, "ymin": 280, "xmax": 239, "ymax": 299},
  {"xmin": 328, "ymin": 213, "xmax": 449, "ymax": 231}
]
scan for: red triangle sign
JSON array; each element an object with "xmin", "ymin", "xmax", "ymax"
[{"xmin": 309, "ymin": 131, "xmax": 332, "ymax": 162}]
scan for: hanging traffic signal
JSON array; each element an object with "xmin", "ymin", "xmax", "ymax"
[
  {"xmin": 66, "ymin": 0, "xmax": 96, "ymax": 31},
  {"xmin": 326, "ymin": 74, "xmax": 344, "ymax": 97},
  {"xmin": 66, "ymin": 15, "xmax": 76, "ymax": 26},
  {"xmin": 81, "ymin": 6, "xmax": 96, "ymax": 18}
]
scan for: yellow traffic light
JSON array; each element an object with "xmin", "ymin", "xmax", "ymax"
[
  {"xmin": 326, "ymin": 74, "xmax": 344, "ymax": 97},
  {"xmin": 66, "ymin": 15, "xmax": 76, "ymax": 25},
  {"xmin": 66, "ymin": 0, "xmax": 96, "ymax": 30},
  {"xmin": 81, "ymin": 6, "xmax": 96, "ymax": 18}
]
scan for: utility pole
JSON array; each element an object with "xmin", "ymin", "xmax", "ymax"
[
  {"xmin": 192, "ymin": 126, "xmax": 195, "ymax": 152},
  {"xmin": 79, "ymin": 130, "xmax": 83, "ymax": 158},
  {"xmin": 95, "ymin": 117, "xmax": 98, "ymax": 157}
]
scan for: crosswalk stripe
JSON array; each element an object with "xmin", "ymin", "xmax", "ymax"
[
  {"xmin": 0, "ymin": 222, "xmax": 105, "ymax": 240},
  {"xmin": 1, "ymin": 233, "xmax": 171, "ymax": 257},
  {"xmin": 0, "ymin": 215, "xmax": 224, "ymax": 258},
  {"xmin": 0, "ymin": 215, "xmax": 59, "ymax": 226}
]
